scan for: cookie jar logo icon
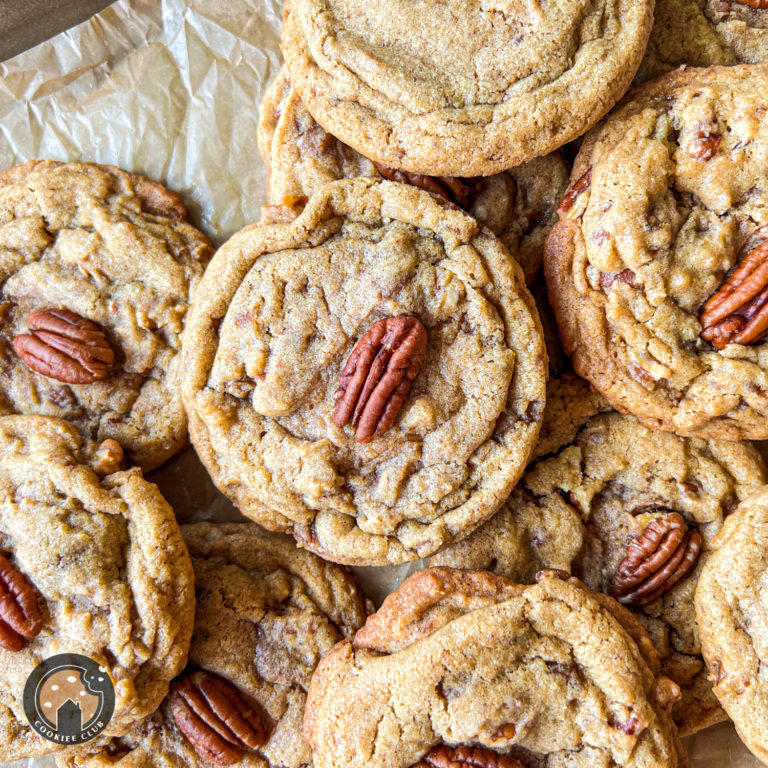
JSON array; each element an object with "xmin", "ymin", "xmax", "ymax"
[{"xmin": 23, "ymin": 654, "xmax": 115, "ymax": 744}]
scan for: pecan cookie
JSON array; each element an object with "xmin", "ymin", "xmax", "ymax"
[
  {"xmin": 305, "ymin": 568, "xmax": 686, "ymax": 768},
  {"xmin": 0, "ymin": 160, "xmax": 213, "ymax": 470},
  {"xmin": 0, "ymin": 415, "xmax": 194, "ymax": 760},
  {"xmin": 433, "ymin": 385, "xmax": 767, "ymax": 735},
  {"xmin": 182, "ymin": 178, "xmax": 547, "ymax": 566},
  {"xmin": 695, "ymin": 486, "xmax": 768, "ymax": 764},
  {"xmin": 280, "ymin": 0, "xmax": 654, "ymax": 177},
  {"xmin": 546, "ymin": 65, "xmax": 768, "ymax": 441},
  {"xmin": 61, "ymin": 522, "xmax": 369, "ymax": 768},
  {"xmin": 637, "ymin": 0, "xmax": 768, "ymax": 82},
  {"xmin": 257, "ymin": 67, "xmax": 569, "ymax": 284}
]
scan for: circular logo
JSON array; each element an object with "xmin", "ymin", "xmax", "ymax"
[{"xmin": 23, "ymin": 654, "xmax": 115, "ymax": 745}]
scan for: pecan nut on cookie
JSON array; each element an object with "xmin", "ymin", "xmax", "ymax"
[
  {"xmin": 61, "ymin": 523, "xmax": 369, "ymax": 768},
  {"xmin": 280, "ymin": 0, "xmax": 653, "ymax": 177},
  {"xmin": 182, "ymin": 178, "xmax": 547, "ymax": 566},
  {"xmin": 695, "ymin": 486, "xmax": 768, "ymax": 765},
  {"xmin": 545, "ymin": 65, "xmax": 768, "ymax": 441},
  {"xmin": 637, "ymin": 0, "xmax": 768, "ymax": 82},
  {"xmin": 0, "ymin": 161, "xmax": 213, "ymax": 470},
  {"xmin": 432, "ymin": 374, "xmax": 767, "ymax": 735},
  {"xmin": 257, "ymin": 67, "xmax": 570, "ymax": 284},
  {"xmin": 0, "ymin": 415, "xmax": 195, "ymax": 761},
  {"xmin": 304, "ymin": 568, "xmax": 686, "ymax": 768}
]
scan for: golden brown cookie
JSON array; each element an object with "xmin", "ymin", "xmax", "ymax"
[
  {"xmin": 695, "ymin": 486, "xmax": 768, "ymax": 765},
  {"xmin": 257, "ymin": 67, "xmax": 570, "ymax": 283},
  {"xmin": 545, "ymin": 65, "xmax": 768, "ymax": 441},
  {"xmin": 182, "ymin": 178, "xmax": 547, "ymax": 566},
  {"xmin": 0, "ymin": 160, "xmax": 213, "ymax": 470},
  {"xmin": 305, "ymin": 568, "xmax": 686, "ymax": 768},
  {"xmin": 57, "ymin": 522, "xmax": 369, "ymax": 768},
  {"xmin": 280, "ymin": 0, "xmax": 654, "ymax": 176},
  {"xmin": 433, "ymin": 380, "xmax": 767, "ymax": 735},
  {"xmin": 0, "ymin": 415, "xmax": 194, "ymax": 760}
]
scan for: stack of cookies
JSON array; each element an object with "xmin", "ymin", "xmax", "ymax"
[{"xmin": 2, "ymin": 1, "xmax": 768, "ymax": 767}]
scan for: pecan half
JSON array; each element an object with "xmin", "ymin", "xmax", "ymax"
[
  {"xmin": 700, "ymin": 240, "xmax": 768, "ymax": 348},
  {"xmin": 735, "ymin": 0, "xmax": 768, "ymax": 7},
  {"xmin": 557, "ymin": 167, "xmax": 592, "ymax": 218},
  {"xmin": 169, "ymin": 671, "xmax": 268, "ymax": 766},
  {"xmin": 374, "ymin": 163, "xmax": 476, "ymax": 210},
  {"xmin": 333, "ymin": 316, "xmax": 427, "ymax": 443},
  {"xmin": 13, "ymin": 309, "xmax": 115, "ymax": 383},
  {"xmin": 411, "ymin": 746, "xmax": 525, "ymax": 768},
  {"xmin": 0, "ymin": 554, "xmax": 43, "ymax": 651},
  {"xmin": 613, "ymin": 512, "xmax": 701, "ymax": 606}
]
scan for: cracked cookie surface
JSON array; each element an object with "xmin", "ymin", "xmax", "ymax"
[
  {"xmin": 280, "ymin": 0, "xmax": 653, "ymax": 176},
  {"xmin": 433, "ymin": 380, "xmax": 767, "ymax": 735},
  {"xmin": 60, "ymin": 522, "xmax": 369, "ymax": 768},
  {"xmin": 304, "ymin": 568, "xmax": 685, "ymax": 768},
  {"xmin": 0, "ymin": 160, "xmax": 213, "ymax": 470},
  {"xmin": 695, "ymin": 486, "xmax": 768, "ymax": 765},
  {"xmin": 182, "ymin": 178, "xmax": 547, "ymax": 566},
  {"xmin": 0, "ymin": 415, "xmax": 195, "ymax": 760},
  {"xmin": 637, "ymin": 0, "xmax": 768, "ymax": 82},
  {"xmin": 257, "ymin": 67, "xmax": 569, "ymax": 284},
  {"xmin": 545, "ymin": 65, "xmax": 768, "ymax": 441}
]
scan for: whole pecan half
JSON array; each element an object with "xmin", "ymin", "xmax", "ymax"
[
  {"xmin": 0, "ymin": 554, "xmax": 43, "ymax": 651},
  {"xmin": 613, "ymin": 512, "xmax": 701, "ymax": 606},
  {"xmin": 411, "ymin": 745, "xmax": 525, "ymax": 768},
  {"xmin": 169, "ymin": 671, "xmax": 268, "ymax": 766},
  {"xmin": 333, "ymin": 316, "xmax": 427, "ymax": 443},
  {"xmin": 374, "ymin": 163, "xmax": 476, "ymax": 210},
  {"xmin": 700, "ymin": 240, "xmax": 768, "ymax": 348},
  {"xmin": 557, "ymin": 167, "xmax": 592, "ymax": 218},
  {"xmin": 13, "ymin": 309, "xmax": 115, "ymax": 383}
]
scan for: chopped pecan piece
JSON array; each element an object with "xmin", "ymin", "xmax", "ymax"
[
  {"xmin": 333, "ymin": 316, "xmax": 427, "ymax": 443},
  {"xmin": 374, "ymin": 163, "xmax": 476, "ymax": 210},
  {"xmin": 13, "ymin": 309, "xmax": 115, "ymax": 383},
  {"xmin": 700, "ymin": 240, "xmax": 768, "ymax": 348},
  {"xmin": 613, "ymin": 512, "xmax": 701, "ymax": 606},
  {"xmin": 0, "ymin": 554, "xmax": 43, "ymax": 651},
  {"xmin": 411, "ymin": 745, "xmax": 525, "ymax": 768},
  {"xmin": 557, "ymin": 167, "xmax": 592, "ymax": 218},
  {"xmin": 169, "ymin": 671, "xmax": 268, "ymax": 766},
  {"xmin": 89, "ymin": 439, "xmax": 124, "ymax": 478},
  {"xmin": 689, "ymin": 131, "xmax": 722, "ymax": 161},
  {"xmin": 599, "ymin": 268, "xmax": 640, "ymax": 289}
]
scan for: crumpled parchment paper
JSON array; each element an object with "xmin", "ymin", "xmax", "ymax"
[{"xmin": 0, "ymin": 1, "xmax": 760, "ymax": 766}]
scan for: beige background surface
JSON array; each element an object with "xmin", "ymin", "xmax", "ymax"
[{"xmin": 0, "ymin": 1, "xmax": 761, "ymax": 766}]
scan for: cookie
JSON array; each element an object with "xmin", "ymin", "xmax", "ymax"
[
  {"xmin": 182, "ymin": 178, "xmax": 547, "ymax": 566},
  {"xmin": 61, "ymin": 522, "xmax": 369, "ymax": 768},
  {"xmin": 257, "ymin": 67, "xmax": 570, "ymax": 283},
  {"xmin": 434, "ymin": 384, "xmax": 767, "ymax": 735},
  {"xmin": 545, "ymin": 65, "xmax": 768, "ymax": 441},
  {"xmin": 280, "ymin": 0, "xmax": 654, "ymax": 177},
  {"xmin": 695, "ymin": 486, "xmax": 768, "ymax": 764},
  {"xmin": 304, "ymin": 567, "xmax": 685, "ymax": 768},
  {"xmin": 0, "ymin": 160, "xmax": 213, "ymax": 470},
  {"xmin": 637, "ymin": 1, "xmax": 768, "ymax": 82},
  {"xmin": 0, "ymin": 415, "xmax": 194, "ymax": 760}
]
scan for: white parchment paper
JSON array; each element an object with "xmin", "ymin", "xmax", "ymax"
[{"xmin": 0, "ymin": 1, "xmax": 760, "ymax": 765}]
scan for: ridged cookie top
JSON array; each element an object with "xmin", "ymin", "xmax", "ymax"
[
  {"xmin": 0, "ymin": 160, "xmax": 213, "ymax": 470},
  {"xmin": 695, "ymin": 486, "xmax": 768, "ymax": 766},
  {"xmin": 546, "ymin": 65, "xmax": 768, "ymax": 441},
  {"xmin": 638, "ymin": 0, "xmax": 768, "ymax": 82},
  {"xmin": 304, "ymin": 568, "xmax": 684, "ymax": 768},
  {"xmin": 257, "ymin": 67, "xmax": 569, "ymax": 282},
  {"xmin": 62, "ymin": 523, "xmax": 368, "ymax": 768},
  {"xmin": 281, "ymin": 0, "xmax": 653, "ymax": 176},
  {"xmin": 182, "ymin": 178, "xmax": 546, "ymax": 565},
  {"xmin": 0, "ymin": 415, "xmax": 195, "ymax": 761}
]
